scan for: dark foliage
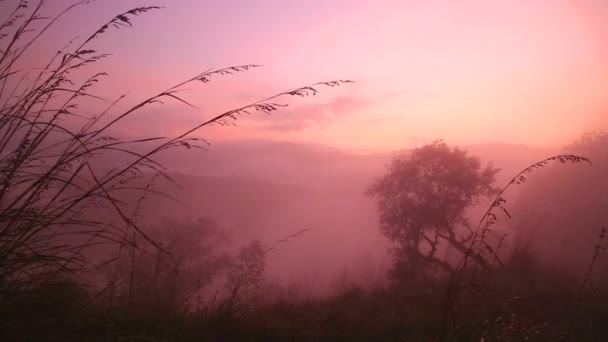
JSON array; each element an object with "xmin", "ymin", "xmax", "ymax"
[{"xmin": 367, "ymin": 141, "xmax": 500, "ymax": 275}]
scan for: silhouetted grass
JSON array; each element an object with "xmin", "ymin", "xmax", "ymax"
[
  {"xmin": 440, "ymin": 154, "xmax": 592, "ymax": 340},
  {"xmin": 0, "ymin": 2, "xmax": 349, "ymax": 339},
  {"xmin": 1, "ymin": 2, "xmax": 607, "ymax": 341}
]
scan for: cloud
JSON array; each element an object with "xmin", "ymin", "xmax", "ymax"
[{"xmin": 254, "ymin": 96, "xmax": 372, "ymax": 131}]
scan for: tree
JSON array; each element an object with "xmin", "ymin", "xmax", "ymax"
[
  {"xmin": 108, "ymin": 217, "xmax": 232, "ymax": 310},
  {"xmin": 367, "ymin": 141, "xmax": 499, "ymax": 276}
]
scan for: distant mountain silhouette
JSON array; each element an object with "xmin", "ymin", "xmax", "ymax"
[
  {"xmin": 126, "ymin": 139, "xmax": 555, "ymax": 291},
  {"xmin": 151, "ymin": 139, "xmax": 553, "ymax": 185}
]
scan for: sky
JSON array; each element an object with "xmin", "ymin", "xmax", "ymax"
[{"xmin": 6, "ymin": 0, "xmax": 608, "ymax": 151}]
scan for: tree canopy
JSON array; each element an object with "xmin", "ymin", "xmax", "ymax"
[{"xmin": 367, "ymin": 141, "xmax": 499, "ymax": 275}]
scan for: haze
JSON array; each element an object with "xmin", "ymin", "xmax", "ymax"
[{"xmin": 1, "ymin": 0, "xmax": 608, "ymax": 340}]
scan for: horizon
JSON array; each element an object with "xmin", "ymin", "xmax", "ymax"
[
  {"xmin": 6, "ymin": 0, "xmax": 608, "ymax": 151},
  {"xmin": 2, "ymin": 1, "xmax": 608, "ymax": 340}
]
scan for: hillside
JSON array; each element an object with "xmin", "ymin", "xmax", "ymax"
[{"xmin": 130, "ymin": 140, "xmax": 553, "ymax": 290}]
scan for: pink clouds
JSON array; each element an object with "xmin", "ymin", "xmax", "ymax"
[
  {"xmin": 251, "ymin": 96, "xmax": 373, "ymax": 131},
  {"xmin": 5, "ymin": 0, "xmax": 608, "ymax": 150}
]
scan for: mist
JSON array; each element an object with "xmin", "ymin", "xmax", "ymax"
[
  {"xmin": 2, "ymin": 0, "xmax": 608, "ymax": 340},
  {"xmin": 128, "ymin": 140, "xmax": 552, "ymax": 290}
]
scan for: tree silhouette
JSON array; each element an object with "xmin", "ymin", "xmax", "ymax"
[{"xmin": 367, "ymin": 141, "xmax": 499, "ymax": 275}]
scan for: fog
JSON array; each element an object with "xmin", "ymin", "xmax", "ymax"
[
  {"xmin": 3, "ymin": 0, "xmax": 608, "ymax": 339},
  {"xmin": 123, "ymin": 139, "xmax": 563, "ymax": 292}
]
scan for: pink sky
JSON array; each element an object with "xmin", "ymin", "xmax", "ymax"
[{"xmin": 14, "ymin": 0, "xmax": 608, "ymax": 151}]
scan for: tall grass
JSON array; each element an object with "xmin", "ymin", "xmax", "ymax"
[
  {"xmin": 440, "ymin": 154, "xmax": 592, "ymax": 340},
  {"xmin": 0, "ymin": 0, "xmax": 350, "ymax": 306},
  {"xmin": 2, "ymin": 2, "xmax": 606, "ymax": 341}
]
